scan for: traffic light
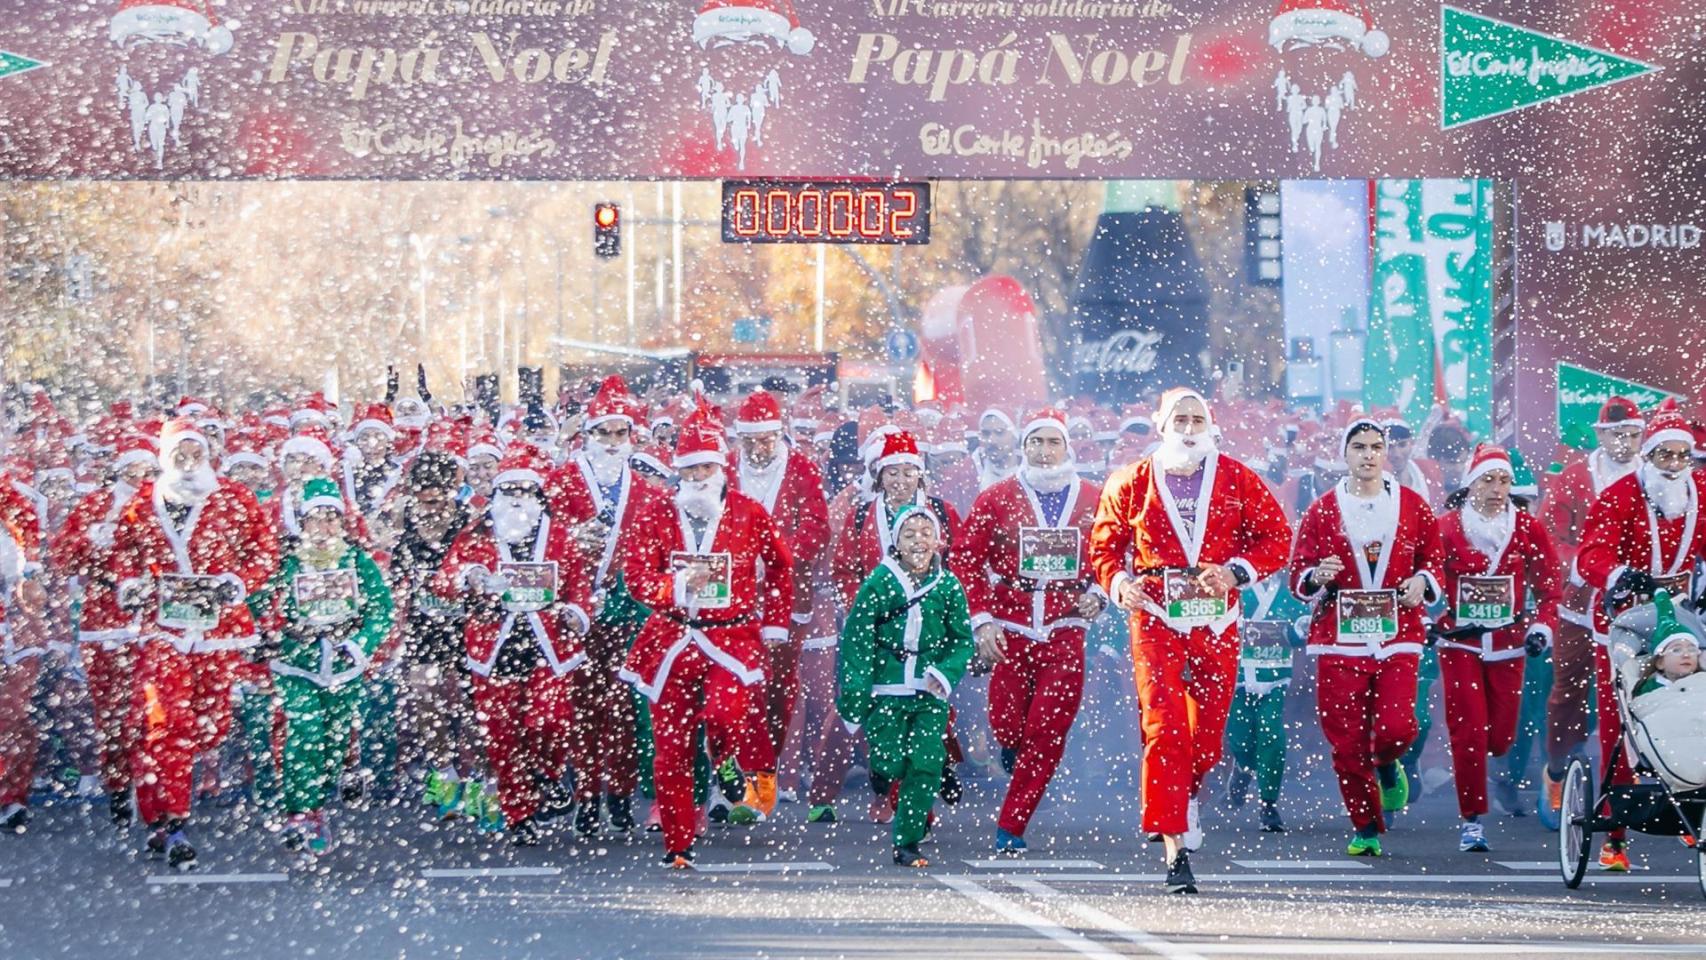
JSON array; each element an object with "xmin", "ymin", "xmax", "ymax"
[{"xmin": 594, "ymin": 202, "xmax": 620, "ymax": 259}]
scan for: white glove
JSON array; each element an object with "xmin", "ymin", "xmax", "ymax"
[{"xmin": 90, "ymin": 523, "xmax": 116, "ymax": 549}]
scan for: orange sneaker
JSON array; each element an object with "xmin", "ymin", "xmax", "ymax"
[
  {"xmin": 1546, "ymin": 775, "xmax": 1563, "ymax": 815},
  {"xmin": 1682, "ymin": 835, "xmax": 1698, "ymax": 849},
  {"xmin": 1599, "ymin": 842, "xmax": 1631, "ymax": 872},
  {"xmin": 729, "ymin": 772, "xmax": 778, "ymax": 824},
  {"xmin": 664, "ymin": 849, "xmax": 695, "ymax": 870}
]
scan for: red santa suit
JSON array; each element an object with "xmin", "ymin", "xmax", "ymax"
[
  {"xmin": 433, "ymin": 450, "xmax": 592, "ymax": 828},
  {"xmin": 1088, "ymin": 390, "xmax": 1293, "ymax": 838},
  {"xmin": 1574, "ymin": 405, "xmax": 1706, "ymax": 799},
  {"xmin": 108, "ymin": 421, "xmax": 278, "ymax": 828},
  {"xmin": 1537, "ymin": 398, "xmax": 1641, "ymax": 772},
  {"xmin": 1434, "ymin": 447, "xmax": 1563, "ymax": 820},
  {"xmin": 0, "ymin": 478, "xmax": 43, "ymax": 814},
  {"xmin": 1289, "ymin": 436, "xmax": 1443, "ymax": 835},
  {"xmin": 545, "ymin": 380, "xmax": 673, "ymax": 807},
  {"xmin": 619, "ymin": 419, "xmax": 794, "ymax": 858},
  {"xmin": 831, "ymin": 432, "xmax": 962, "ymax": 611},
  {"xmin": 731, "ymin": 390, "xmax": 831, "ymax": 770},
  {"xmin": 50, "ymin": 436, "xmax": 155, "ymax": 798},
  {"xmin": 952, "ymin": 408, "xmax": 1104, "ymax": 839}
]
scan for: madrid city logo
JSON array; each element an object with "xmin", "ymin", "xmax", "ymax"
[
  {"xmin": 689, "ymin": 0, "xmax": 815, "ymax": 171},
  {"xmin": 1264, "ymin": 0, "xmax": 1388, "ymax": 173}
]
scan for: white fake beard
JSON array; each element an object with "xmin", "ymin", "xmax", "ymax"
[
  {"xmin": 1154, "ymin": 431, "xmax": 1215, "ymax": 473},
  {"xmin": 676, "ymin": 472, "xmax": 726, "ymax": 521},
  {"xmin": 159, "ymin": 464, "xmax": 217, "ymax": 505},
  {"xmin": 490, "ymin": 494, "xmax": 544, "ymax": 543},
  {"xmin": 1460, "ymin": 503, "xmax": 1513, "ymax": 558},
  {"xmin": 1020, "ymin": 461, "xmax": 1076, "ymax": 494},
  {"xmin": 1641, "ymin": 462, "xmax": 1692, "ymax": 520},
  {"xmin": 585, "ymin": 442, "xmax": 631, "ymax": 487}
]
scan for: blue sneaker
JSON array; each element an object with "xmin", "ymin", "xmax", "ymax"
[
  {"xmin": 995, "ymin": 828, "xmax": 1027, "ymax": 854},
  {"xmin": 1459, "ymin": 821, "xmax": 1489, "ymax": 852}
]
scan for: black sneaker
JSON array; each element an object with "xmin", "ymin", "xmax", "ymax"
[
  {"xmin": 574, "ymin": 803, "xmax": 601, "ymax": 838},
  {"xmin": 109, "ymin": 792, "xmax": 133, "ymax": 828},
  {"xmin": 607, "ymin": 794, "xmax": 636, "ymax": 832},
  {"xmin": 1226, "ymin": 765, "xmax": 1253, "ymax": 809},
  {"xmin": 538, "ymin": 781, "xmax": 575, "ymax": 822},
  {"xmin": 938, "ymin": 765, "xmax": 963, "ymax": 806},
  {"xmin": 1259, "ymin": 802, "xmax": 1287, "ymax": 833},
  {"xmin": 663, "ymin": 846, "xmax": 695, "ymax": 869},
  {"xmin": 1165, "ymin": 850, "xmax": 1197, "ymax": 894},
  {"xmin": 0, "ymin": 804, "xmax": 29, "ymax": 832},
  {"xmin": 509, "ymin": 818, "xmax": 541, "ymax": 847},
  {"xmin": 1000, "ymin": 747, "xmax": 1018, "ymax": 775},
  {"xmin": 893, "ymin": 844, "xmax": 929, "ymax": 868},
  {"xmin": 166, "ymin": 832, "xmax": 197, "ymax": 872},
  {"xmin": 145, "ymin": 826, "xmax": 167, "ymax": 859},
  {"xmin": 713, "ymin": 758, "xmax": 746, "ymax": 806},
  {"xmin": 340, "ymin": 771, "xmax": 370, "ymax": 805}
]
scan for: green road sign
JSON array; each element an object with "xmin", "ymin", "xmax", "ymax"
[
  {"xmin": 0, "ymin": 51, "xmax": 44, "ymax": 82},
  {"xmin": 1441, "ymin": 5, "xmax": 1659, "ymax": 129},
  {"xmin": 1556, "ymin": 362, "xmax": 1680, "ymax": 452}
]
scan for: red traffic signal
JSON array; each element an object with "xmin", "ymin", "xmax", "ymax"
[{"xmin": 594, "ymin": 202, "xmax": 620, "ymax": 258}]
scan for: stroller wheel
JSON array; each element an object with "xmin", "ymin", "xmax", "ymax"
[
  {"xmin": 1696, "ymin": 848, "xmax": 1706, "ymax": 902},
  {"xmin": 1558, "ymin": 758, "xmax": 1593, "ymax": 890}
]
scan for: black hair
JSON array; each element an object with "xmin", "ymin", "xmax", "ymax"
[
  {"xmin": 409, "ymin": 451, "xmax": 459, "ymax": 491},
  {"xmin": 1430, "ymin": 423, "xmax": 1474, "ymax": 461},
  {"xmin": 1344, "ymin": 421, "xmax": 1385, "ymax": 447}
]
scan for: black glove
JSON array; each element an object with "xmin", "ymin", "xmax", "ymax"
[
  {"xmin": 1524, "ymin": 629, "xmax": 1550, "ymax": 657},
  {"xmin": 1424, "ymin": 622, "xmax": 1441, "ymax": 648},
  {"xmin": 251, "ymin": 631, "xmax": 283, "ymax": 662},
  {"xmin": 213, "ymin": 577, "xmax": 243, "ymax": 606},
  {"xmin": 1613, "ymin": 569, "xmax": 1659, "ymax": 599},
  {"xmin": 416, "ymin": 363, "xmax": 432, "ymax": 404},
  {"xmin": 117, "ymin": 578, "xmax": 153, "ymax": 613},
  {"xmin": 385, "ymin": 365, "xmax": 399, "ymax": 405}
]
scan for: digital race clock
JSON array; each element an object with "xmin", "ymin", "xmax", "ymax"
[{"xmin": 720, "ymin": 180, "xmax": 932, "ymax": 245}]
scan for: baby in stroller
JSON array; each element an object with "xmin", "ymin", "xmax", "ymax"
[{"xmin": 1615, "ymin": 591, "xmax": 1706, "ymax": 792}]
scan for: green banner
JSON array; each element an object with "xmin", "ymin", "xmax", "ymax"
[
  {"xmin": 0, "ymin": 51, "xmax": 43, "ymax": 83},
  {"xmin": 1365, "ymin": 179, "xmax": 1494, "ymax": 437},
  {"xmin": 1441, "ymin": 5, "xmax": 1659, "ymax": 129},
  {"xmin": 1556, "ymin": 362, "xmax": 1680, "ymax": 452}
]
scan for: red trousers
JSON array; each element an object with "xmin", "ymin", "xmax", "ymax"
[
  {"xmin": 0, "ymin": 658, "xmax": 41, "ymax": 807},
  {"xmin": 738, "ymin": 639, "xmax": 799, "ymax": 774},
  {"xmin": 1438, "ymin": 650, "xmax": 1525, "ymax": 818},
  {"xmin": 1316, "ymin": 653, "xmax": 1419, "ymax": 833},
  {"xmin": 1545, "ymin": 617, "xmax": 1596, "ymax": 766},
  {"xmin": 132, "ymin": 644, "xmax": 238, "ymax": 826},
  {"xmin": 648, "ymin": 644, "xmax": 751, "ymax": 855},
  {"xmin": 1130, "ymin": 617, "xmax": 1239, "ymax": 836},
  {"xmin": 472, "ymin": 667, "xmax": 574, "ymax": 826},
  {"xmin": 83, "ymin": 645, "xmax": 141, "ymax": 795},
  {"xmin": 567, "ymin": 624, "xmax": 638, "ymax": 802},
  {"xmin": 989, "ymin": 627, "xmax": 1085, "ymax": 837},
  {"xmin": 795, "ymin": 646, "xmax": 859, "ymax": 806}
]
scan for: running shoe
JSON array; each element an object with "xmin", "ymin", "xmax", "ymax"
[
  {"xmin": 1259, "ymin": 802, "xmax": 1286, "ymax": 833},
  {"xmin": 664, "ymin": 847, "xmax": 695, "ymax": 870},
  {"xmin": 1378, "ymin": 763, "xmax": 1409, "ymax": 814},
  {"xmin": 807, "ymin": 804, "xmax": 837, "ymax": 824},
  {"xmin": 994, "ymin": 828, "xmax": 1027, "ymax": 854},
  {"xmin": 1459, "ymin": 821, "xmax": 1489, "ymax": 852},
  {"xmin": 1538, "ymin": 768, "xmax": 1563, "ymax": 831},
  {"xmin": 607, "ymin": 794, "xmax": 637, "ymax": 832},
  {"xmin": 166, "ymin": 830, "xmax": 197, "ymax": 871},
  {"xmin": 1164, "ymin": 850, "xmax": 1198, "ymax": 894},
  {"xmin": 1183, "ymin": 798, "xmax": 1204, "ymax": 851},
  {"xmin": 1226, "ymin": 764, "xmax": 1253, "ymax": 809},
  {"xmin": 0, "ymin": 803, "xmax": 29, "ymax": 832},
  {"xmin": 893, "ymin": 844, "xmax": 929, "ymax": 868},
  {"xmin": 1599, "ymin": 841, "xmax": 1631, "ymax": 872},
  {"xmin": 1346, "ymin": 834, "xmax": 1383, "ymax": 857}
]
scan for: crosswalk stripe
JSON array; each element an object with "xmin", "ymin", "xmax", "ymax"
[
  {"xmin": 936, "ymin": 875, "xmax": 1127, "ymax": 960},
  {"xmin": 1231, "ymin": 860, "xmax": 1372, "ymax": 870},
  {"xmin": 421, "ymin": 867, "xmax": 562, "ymax": 879},
  {"xmin": 964, "ymin": 859, "xmax": 1105, "ymax": 870},
  {"xmin": 146, "ymin": 873, "xmax": 288, "ymax": 886},
  {"xmin": 1009, "ymin": 878, "xmax": 1209, "ymax": 960},
  {"xmin": 1006, "ymin": 871, "xmax": 1693, "ymax": 885},
  {"xmin": 693, "ymin": 861, "xmax": 833, "ymax": 873},
  {"xmin": 1494, "ymin": 861, "xmax": 1558, "ymax": 870}
]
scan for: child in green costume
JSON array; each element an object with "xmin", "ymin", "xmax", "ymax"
[
  {"xmin": 837, "ymin": 504, "xmax": 974, "ymax": 868},
  {"xmin": 249, "ymin": 477, "xmax": 394, "ymax": 854},
  {"xmin": 1224, "ymin": 572, "xmax": 1308, "ymax": 832}
]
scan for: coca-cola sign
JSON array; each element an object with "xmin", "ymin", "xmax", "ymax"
[{"xmin": 1073, "ymin": 329, "xmax": 1164, "ymax": 375}]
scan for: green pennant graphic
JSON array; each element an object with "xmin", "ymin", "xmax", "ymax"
[
  {"xmin": 0, "ymin": 51, "xmax": 44, "ymax": 82},
  {"xmin": 1440, "ymin": 5, "xmax": 1659, "ymax": 129}
]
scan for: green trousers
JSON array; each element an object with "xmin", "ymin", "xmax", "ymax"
[
  {"xmin": 278, "ymin": 676, "xmax": 360, "ymax": 815},
  {"xmin": 1502, "ymin": 648, "xmax": 1553, "ymax": 786},
  {"xmin": 236, "ymin": 682, "xmax": 280, "ymax": 809},
  {"xmin": 863, "ymin": 695, "xmax": 950, "ymax": 849},
  {"xmin": 1225, "ymin": 687, "xmax": 1288, "ymax": 804},
  {"xmin": 360, "ymin": 675, "xmax": 400, "ymax": 796}
]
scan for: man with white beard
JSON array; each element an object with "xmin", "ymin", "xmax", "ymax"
[
  {"xmin": 619, "ymin": 413, "xmax": 794, "ymax": 869},
  {"xmin": 109, "ymin": 419, "xmax": 278, "ymax": 870},
  {"xmin": 1089, "ymin": 388, "xmax": 1292, "ymax": 894},
  {"xmin": 546, "ymin": 377, "xmax": 672, "ymax": 836},
  {"xmin": 1575, "ymin": 399, "xmax": 1706, "ymax": 873},
  {"xmin": 951, "ymin": 408, "xmax": 1105, "ymax": 853}
]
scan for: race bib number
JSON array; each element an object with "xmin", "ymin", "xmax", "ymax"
[
  {"xmin": 1456, "ymin": 575, "xmax": 1516, "ymax": 629},
  {"xmin": 157, "ymin": 574, "xmax": 222, "ymax": 632},
  {"xmin": 499, "ymin": 562, "xmax": 559, "ymax": 613},
  {"xmin": 1655, "ymin": 572, "xmax": 1695, "ymax": 608},
  {"xmin": 671, "ymin": 551, "xmax": 732, "ymax": 609},
  {"xmin": 1240, "ymin": 620, "xmax": 1292, "ymax": 668},
  {"xmin": 1018, "ymin": 527, "xmax": 1080, "ymax": 581},
  {"xmin": 1337, "ymin": 589, "xmax": 1398, "ymax": 643},
  {"xmin": 1164, "ymin": 569, "xmax": 1228, "ymax": 628},
  {"xmin": 294, "ymin": 568, "xmax": 359, "ymax": 626}
]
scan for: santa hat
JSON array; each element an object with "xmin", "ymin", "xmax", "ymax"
[
  {"xmin": 930, "ymin": 415, "xmax": 969, "ymax": 455},
  {"xmin": 631, "ymin": 443, "xmax": 675, "ymax": 480},
  {"xmin": 791, "ymin": 384, "xmax": 828, "ymax": 433},
  {"xmin": 493, "ymin": 447, "xmax": 551, "ymax": 489},
  {"xmin": 290, "ymin": 392, "xmax": 337, "ymax": 430},
  {"xmin": 1072, "ymin": 439, "xmax": 1106, "ymax": 475},
  {"xmin": 673, "ymin": 416, "xmax": 729, "ymax": 470},
  {"xmin": 692, "ymin": 0, "xmax": 814, "ymax": 55},
  {"xmin": 1594, "ymin": 396, "xmax": 1644, "ymax": 431},
  {"xmin": 110, "ymin": 0, "xmax": 234, "ymax": 55},
  {"xmin": 1462, "ymin": 444, "xmax": 1514, "ymax": 488},
  {"xmin": 1091, "ymin": 409, "xmax": 1121, "ymax": 444},
  {"xmin": 1651, "ymin": 589, "xmax": 1701, "ymax": 657},
  {"xmin": 1268, "ymin": 0, "xmax": 1388, "ymax": 57},
  {"xmin": 584, "ymin": 375, "xmax": 640, "ymax": 431},
  {"xmin": 220, "ymin": 430, "xmax": 272, "ymax": 473},
  {"xmin": 175, "ymin": 395, "xmax": 211, "ymax": 418},
  {"xmin": 467, "ymin": 429, "xmax": 505, "ymax": 464},
  {"xmin": 1340, "ymin": 416, "xmax": 1384, "ymax": 454},
  {"xmin": 279, "ymin": 427, "xmax": 337, "ymax": 472},
  {"xmin": 872, "ymin": 431, "xmax": 924, "ymax": 474},
  {"xmin": 157, "ymin": 417, "xmax": 208, "ymax": 455},
  {"xmin": 1154, "ymin": 388, "xmax": 1214, "ymax": 434},
  {"xmin": 113, "ymin": 433, "xmax": 159, "ymax": 473},
  {"xmin": 1020, "ymin": 407, "xmax": 1071, "ymax": 443},
  {"xmin": 734, "ymin": 389, "xmax": 785, "ymax": 435},
  {"xmin": 978, "ymin": 408, "xmax": 1016, "ymax": 435},
  {"xmin": 349, "ymin": 403, "xmax": 396, "ymax": 440},
  {"xmin": 1643, "ymin": 398, "xmax": 1693, "ymax": 457},
  {"xmin": 300, "ymin": 477, "xmax": 346, "ymax": 515}
]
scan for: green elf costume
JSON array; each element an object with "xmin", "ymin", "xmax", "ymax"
[
  {"xmin": 837, "ymin": 504, "xmax": 974, "ymax": 867},
  {"xmin": 248, "ymin": 478, "xmax": 394, "ymax": 854},
  {"xmin": 1224, "ymin": 572, "xmax": 1309, "ymax": 832}
]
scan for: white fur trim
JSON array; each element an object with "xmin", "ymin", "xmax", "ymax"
[
  {"xmin": 114, "ymin": 448, "xmax": 158, "ymax": 472},
  {"xmin": 734, "ymin": 419, "xmax": 784, "ymax": 435},
  {"xmin": 467, "ymin": 443, "xmax": 504, "ymax": 463},
  {"xmin": 221, "ymin": 452, "xmax": 268, "ymax": 472},
  {"xmin": 301, "ymin": 494, "xmax": 345, "ymax": 514},
  {"xmin": 492, "ymin": 468, "xmax": 543, "ymax": 488},
  {"xmin": 761, "ymin": 626, "xmax": 790, "ymax": 645},
  {"xmin": 924, "ymin": 665, "xmax": 953, "ymax": 699},
  {"xmin": 1642, "ymin": 428, "xmax": 1694, "ymax": 457},
  {"xmin": 351, "ymin": 419, "xmax": 396, "ymax": 439},
  {"xmin": 1021, "ymin": 417, "xmax": 1069, "ymax": 442},
  {"xmin": 1463, "ymin": 454, "xmax": 1513, "ymax": 488},
  {"xmin": 874, "ymin": 452, "xmax": 924, "ymax": 473},
  {"xmin": 279, "ymin": 435, "xmax": 335, "ymax": 469},
  {"xmin": 673, "ymin": 450, "xmax": 728, "ymax": 469}
]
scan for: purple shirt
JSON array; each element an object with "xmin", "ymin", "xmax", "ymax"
[{"xmin": 1163, "ymin": 468, "xmax": 1205, "ymax": 533}]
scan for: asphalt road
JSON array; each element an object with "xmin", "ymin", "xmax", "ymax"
[{"xmin": 1, "ymin": 764, "xmax": 1701, "ymax": 960}]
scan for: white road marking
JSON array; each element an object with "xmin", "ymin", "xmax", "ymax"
[
  {"xmin": 935, "ymin": 874, "xmax": 1127, "ymax": 960},
  {"xmin": 965, "ymin": 858, "xmax": 1105, "ymax": 870},
  {"xmin": 0, "ymin": 879, "xmax": 12, "ymax": 888},
  {"xmin": 692, "ymin": 861, "xmax": 834, "ymax": 874},
  {"xmin": 1011, "ymin": 872, "xmax": 1695, "ymax": 885},
  {"xmin": 1230, "ymin": 860, "xmax": 1372, "ymax": 870},
  {"xmin": 1495, "ymin": 861, "xmax": 1559, "ymax": 871},
  {"xmin": 146, "ymin": 873, "xmax": 288, "ymax": 886},
  {"xmin": 1008, "ymin": 877, "xmax": 1209, "ymax": 960},
  {"xmin": 420, "ymin": 867, "xmax": 563, "ymax": 879}
]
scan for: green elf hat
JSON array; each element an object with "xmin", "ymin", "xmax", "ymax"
[
  {"xmin": 1508, "ymin": 448, "xmax": 1540, "ymax": 499},
  {"xmin": 1652, "ymin": 589, "xmax": 1701, "ymax": 656},
  {"xmin": 301, "ymin": 477, "xmax": 346, "ymax": 515},
  {"xmin": 888, "ymin": 502, "xmax": 942, "ymax": 539}
]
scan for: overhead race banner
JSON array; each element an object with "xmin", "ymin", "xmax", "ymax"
[
  {"xmin": 1555, "ymin": 362, "xmax": 1680, "ymax": 452},
  {"xmin": 0, "ymin": 0, "xmax": 1690, "ymax": 180}
]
